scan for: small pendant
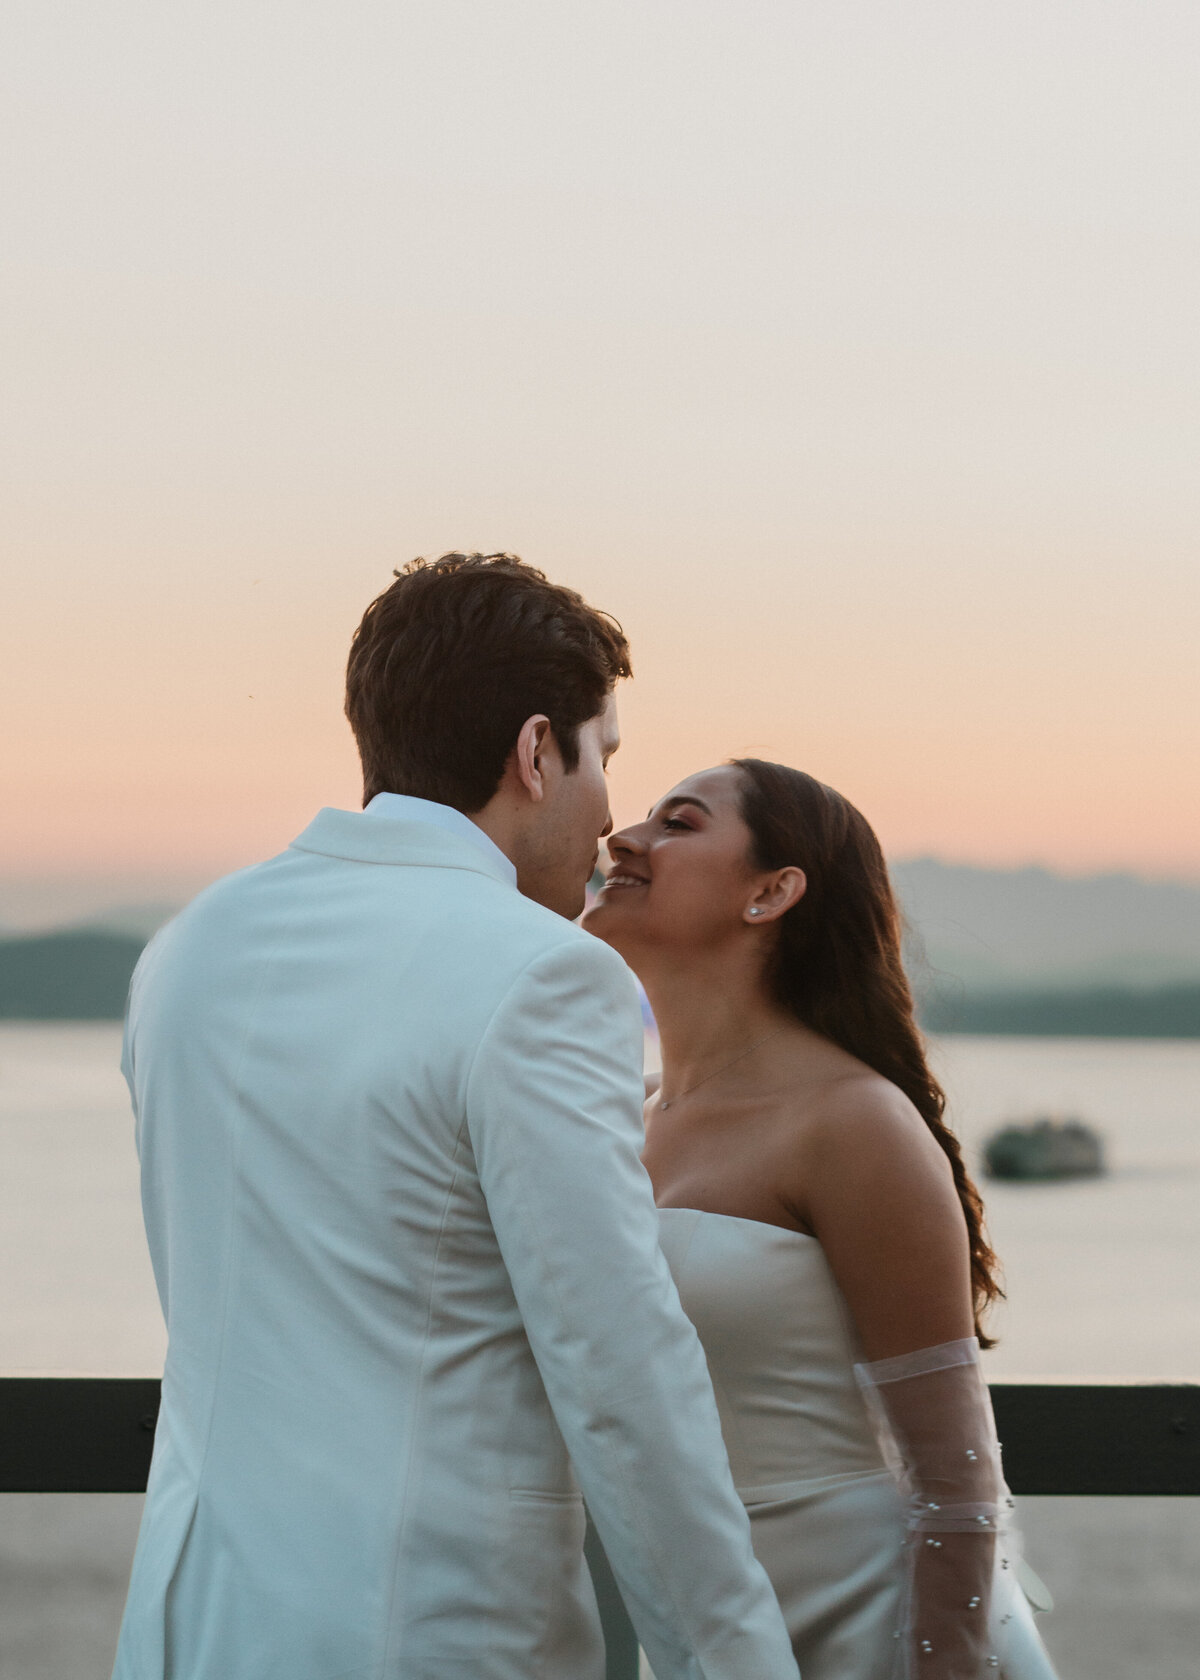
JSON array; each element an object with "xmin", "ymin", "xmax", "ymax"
[{"xmin": 659, "ymin": 1099, "xmax": 671, "ymax": 1110}]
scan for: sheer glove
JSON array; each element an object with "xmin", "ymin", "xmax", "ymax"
[{"xmin": 855, "ymin": 1337, "xmax": 1017, "ymax": 1679}]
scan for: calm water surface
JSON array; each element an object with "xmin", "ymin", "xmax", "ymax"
[
  {"xmin": 2, "ymin": 1024, "xmax": 1199, "ymax": 1680},
  {"xmin": 2, "ymin": 1022, "xmax": 1198, "ymax": 1378}
]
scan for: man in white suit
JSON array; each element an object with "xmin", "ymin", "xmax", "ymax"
[{"xmin": 114, "ymin": 553, "xmax": 798, "ymax": 1680}]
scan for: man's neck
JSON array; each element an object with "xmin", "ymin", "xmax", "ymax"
[{"xmin": 466, "ymin": 796, "xmax": 524, "ymax": 875}]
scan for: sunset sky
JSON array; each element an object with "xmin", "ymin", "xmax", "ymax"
[{"xmin": 5, "ymin": 2, "xmax": 1199, "ymax": 924}]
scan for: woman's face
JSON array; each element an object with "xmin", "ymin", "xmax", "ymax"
[{"xmin": 583, "ymin": 765, "xmax": 773, "ymax": 961}]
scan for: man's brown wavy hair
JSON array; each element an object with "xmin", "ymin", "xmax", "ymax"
[{"xmin": 345, "ymin": 552, "xmax": 632, "ymax": 812}]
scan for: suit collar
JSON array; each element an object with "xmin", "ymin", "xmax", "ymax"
[
  {"xmin": 363, "ymin": 792, "xmax": 517, "ymax": 886},
  {"xmin": 290, "ymin": 807, "xmax": 518, "ymax": 888}
]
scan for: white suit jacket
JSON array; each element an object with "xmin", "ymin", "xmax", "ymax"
[{"xmin": 113, "ymin": 808, "xmax": 797, "ymax": 1680}]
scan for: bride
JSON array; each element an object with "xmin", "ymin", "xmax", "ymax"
[{"xmin": 584, "ymin": 759, "xmax": 1058, "ymax": 1680}]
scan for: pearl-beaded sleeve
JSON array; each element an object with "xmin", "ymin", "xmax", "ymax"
[{"xmin": 854, "ymin": 1337, "xmax": 1015, "ymax": 1679}]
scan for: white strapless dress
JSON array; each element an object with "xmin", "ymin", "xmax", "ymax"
[{"xmin": 656, "ymin": 1207, "xmax": 1057, "ymax": 1680}]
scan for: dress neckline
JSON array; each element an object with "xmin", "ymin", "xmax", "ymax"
[{"xmin": 656, "ymin": 1206, "xmax": 818, "ymax": 1244}]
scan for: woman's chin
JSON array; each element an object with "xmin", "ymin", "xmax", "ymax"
[
  {"xmin": 582, "ymin": 898, "xmax": 635, "ymax": 949},
  {"xmin": 581, "ymin": 902, "xmax": 614, "ymax": 941},
  {"xmin": 585, "ymin": 906, "xmax": 660, "ymax": 972}
]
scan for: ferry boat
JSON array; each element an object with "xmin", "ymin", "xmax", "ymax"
[{"xmin": 982, "ymin": 1115, "xmax": 1106, "ymax": 1181}]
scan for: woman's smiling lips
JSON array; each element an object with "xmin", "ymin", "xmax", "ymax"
[{"xmin": 601, "ymin": 872, "xmax": 649, "ymax": 890}]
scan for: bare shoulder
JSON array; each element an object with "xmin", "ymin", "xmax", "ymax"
[
  {"xmin": 794, "ymin": 1058, "xmax": 954, "ymax": 1188},
  {"xmin": 807, "ymin": 1064, "xmax": 929, "ymax": 1139},
  {"xmin": 780, "ymin": 1050, "xmax": 977, "ymax": 1356}
]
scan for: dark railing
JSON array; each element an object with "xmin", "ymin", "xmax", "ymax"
[{"xmin": 3, "ymin": 1379, "xmax": 1197, "ymax": 1680}]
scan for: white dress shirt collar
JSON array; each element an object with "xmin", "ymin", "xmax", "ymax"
[{"xmin": 363, "ymin": 792, "xmax": 518, "ymax": 888}]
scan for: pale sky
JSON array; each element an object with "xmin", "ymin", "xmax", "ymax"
[{"xmin": 4, "ymin": 1, "xmax": 1199, "ymax": 908}]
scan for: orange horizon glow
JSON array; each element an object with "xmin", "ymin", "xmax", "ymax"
[{"xmin": 5, "ymin": 540, "xmax": 1199, "ymax": 889}]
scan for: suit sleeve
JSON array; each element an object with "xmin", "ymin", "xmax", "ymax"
[{"xmin": 466, "ymin": 935, "xmax": 798, "ymax": 1680}]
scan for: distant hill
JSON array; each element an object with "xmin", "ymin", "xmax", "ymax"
[
  {"xmin": 73, "ymin": 903, "xmax": 181, "ymax": 940},
  {"xmin": 3, "ymin": 861, "xmax": 1200, "ymax": 1032},
  {"xmin": 922, "ymin": 981, "xmax": 1200, "ymax": 1038},
  {"xmin": 894, "ymin": 859, "xmax": 1200, "ymax": 1033},
  {"xmin": 892, "ymin": 859, "xmax": 1200, "ymax": 993},
  {"xmin": 0, "ymin": 930, "xmax": 146, "ymax": 1019}
]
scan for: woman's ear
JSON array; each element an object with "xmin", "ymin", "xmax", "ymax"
[{"xmin": 744, "ymin": 866, "xmax": 806, "ymax": 925}]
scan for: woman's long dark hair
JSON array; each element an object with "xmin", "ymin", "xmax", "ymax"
[{"xmin": 733, "ymin": 758, "xmax": 1002, "ymax": 1345}]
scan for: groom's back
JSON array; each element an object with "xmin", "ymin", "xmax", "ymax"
[{"xmin": 117, "ymin": 819, "xmax": 604, "ymax": 1680}]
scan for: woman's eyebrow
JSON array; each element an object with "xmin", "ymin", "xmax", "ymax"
[{"xmin": 646, "ymin": 795, "xmax": 714, "ymax": 819}]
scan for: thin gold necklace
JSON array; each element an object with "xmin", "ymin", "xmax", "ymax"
[{"xmin": 658, "ymin": 1028, "xmax": 785, "ymax": 1111}]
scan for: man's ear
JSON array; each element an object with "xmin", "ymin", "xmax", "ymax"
[{"xmin": 512, "ymin": 714, "xmax": 553, "ymax": 803}]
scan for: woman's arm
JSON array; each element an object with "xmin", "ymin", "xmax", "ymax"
[
  {"xmin": 793, "ymin": 1075, "xmax": 974, "ymax": 1360},
  {"xmin": 794, "ymin": 1080, "xmax": 1005, "ymax": 1679}
]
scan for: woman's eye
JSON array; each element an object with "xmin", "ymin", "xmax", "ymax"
[{"xmin": 662, "ymin": 817, "xmax": 692, "ymax": 831}]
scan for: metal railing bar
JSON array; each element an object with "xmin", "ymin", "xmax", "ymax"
[
  {"xmin": 3, "ymin": 1377, "xmax": 1196, "ymax": 1680},
  {"xmin": 2, "ymin": 1377, "xmax": 1197, "ymax": 1498}
]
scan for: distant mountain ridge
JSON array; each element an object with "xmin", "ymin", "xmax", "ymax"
[
  {"xmin": 0, "ymin": 929, "xmax": 147, "ymax": 1020},
  {"xmin": 892, "ymin": 858, "xmax": 1200, "ymax": 994},
  {"xmin": 2, "ymin": 861, "xmax": 1199, "ymax": 1028},
  {"xmin": 920, "ymin": 980, "xmax": 1200, "ymax": 1038},
  {"xmin": 71, "ymin": 903, "xmax": 182, "ymax": 941}
]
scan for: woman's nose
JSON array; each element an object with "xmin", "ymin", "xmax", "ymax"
[{"xmin": 607, "ymin": 825, "xmax": 645, "ymax": 862}]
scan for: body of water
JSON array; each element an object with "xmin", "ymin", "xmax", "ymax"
[
  {"xmin": 2, "ymin": 1023, "xmax": 1198, "ymax": 1679},
  {"xmin": 3, "ymin": 1022, "xmax": 1198, "ymax": 1376}
]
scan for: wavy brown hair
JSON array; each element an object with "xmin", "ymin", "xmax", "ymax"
[
  {"xmin": 346, "ymin": 552, "xmax": 631, "ymax": 811},
  {"xmin": 733, "ymin": 758, "xmax": 1002, "ymax": 1345}
]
